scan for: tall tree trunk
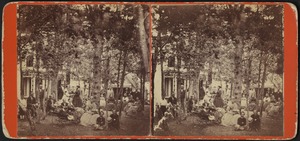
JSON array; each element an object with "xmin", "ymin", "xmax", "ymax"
[
  {"xmin": 245, "ymin": 58, "xmax": 252, "ymax": 120},
  {"xmin": 118, "ymin": 50, "xmax": 128, "ymax": 118},
  {"xmin": 103, "ymin": 56, "xmax": 110, "ymax": 98},
  {"xmin": 140, "ymin": 63, "xmax": 145, "ymax": 110},
  {"xmin": 47, "ymin": 76, "xmax": 51, "ymax": 97},
  {"xmin": 137, "ymin": 5, "xmax": 149, "ymax": 74},
  {"xmin": 197, "ymin": 68, "xmax": 202, "ymax": 99},
  {"xmin": 92, "ymin": 37, "xmax": 103, "ymax": 96},
  {"xmin": 51, "ymin": 69, "xmax": 59, "ymax": 101},
  {"xmin": 35, "ymin": 44, "xmax": 41, "ymax": 105},
  {"xmin": 140, "ymin": 62, "xmax": 146, "ymax": 110},
  {"xmin": 177, "ymin": 57, "xmax": 181, "ymax": 98},
  {"xmin": 232, "ymin": 37, "xmax": 244, "ymax": 103},
  {"xmin": 116, "ymin": 51, "xmax": 123, "ymax": 95},
  {"xmin": 257, "ymin": 51, "xmax": 263, "ymax": 94},
  {"xmin": 19, "ymin": 57, "xmax": 24, "ymax": 99},
  {"xmin": 159, "ymin": 35, "xmax": 165, "ymax": 99},
  {"xmin": 260, "ymin": 57, "xmax": 268, "ymax": 117}
]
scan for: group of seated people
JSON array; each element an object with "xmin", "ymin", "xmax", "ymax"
[
  {"xmin": 123, "ymin": 93, "xmax": 143, "ymax": 117},
  {"xmin": 93, "ymin": 109, "xmax": 120, "ymax": 131},
  {"xmin": 263, "ymin": 93, "xmax": 283, "ymax": 117},
  {"xmin": 155, "ymin": 94, "xmax": 178, "ymax": 122},
  {"xmin": 234, "ymin": 109, "xmax": 261, "ymax": 131}
]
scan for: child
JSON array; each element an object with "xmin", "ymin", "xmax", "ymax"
[
  {"xmin": 108, "ymin": 110, "xmax": 120, "ymax": 130},
  {"xmin": 249, "ymin": 109, "xmax": 261, "ymax": 131},
  {"xmin": 94, "ymin": 110, "xmax": 106, "ymax": 130},
  {"xmin": 235, "ymin": 112, "xmax": 247, "ymax": 131}
]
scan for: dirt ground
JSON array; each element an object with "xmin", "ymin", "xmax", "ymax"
[
  {"xmin": 18, "ymin": 105, "xmax": 150, "ymax": 136},
  {"xmin": 153, "ymin": 111, "xmax": 283, "ymax": 136}
]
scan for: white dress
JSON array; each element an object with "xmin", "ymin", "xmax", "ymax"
[
  {"xmin": 99, "ymin": 96, "xmax": 106, "ymax": 108},
  {"xmin": 241, "ymin": 97, "xmax": 247, "ymax": 107}
]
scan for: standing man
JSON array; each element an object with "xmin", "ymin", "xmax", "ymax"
[
  {"xmin": 199, "ymin": 86, "xmax": 205, "ymax": 101},
  {"xmin": 27, "ymin": 92, "xmax": 37, "ymax": 117},
  {"xmin": 38, "ymin": 85, "xmax": 44, "ymax": 110},
  {"xmin": 179, "ymin": 85, "xmax": 186, "ymax": 112},
  {"xmin": 57, "ymin": 84, "xmax": 64, "ymax": 100}
]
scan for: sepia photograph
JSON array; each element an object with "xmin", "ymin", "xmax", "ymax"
[
  {"xmin": 152, "ymin": 4, "xmax": 284, "ymax": 136},
  {"xmin": 17, "ymin": 4, "xmax": 151, "ymax": 136}
]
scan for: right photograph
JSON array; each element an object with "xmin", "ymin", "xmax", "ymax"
[{"xmin": 151, "ymin": 4, "xmax": 284, "ymax": 136}]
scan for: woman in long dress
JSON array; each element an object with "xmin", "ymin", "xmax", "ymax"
[
  {"xmin": 73, "ymin": 86, "xmax": 83, "ymax": 107},
  {"xmin": 213, "ymin": 87, "xmax": 224, "ymax": 108},
  {"xmin": 221, "ymin": 100, "xmax": 240, "ymax": 126},
  {"xmin": 99, "ymin": 94, "xmax": 106, "ymax": 109}
]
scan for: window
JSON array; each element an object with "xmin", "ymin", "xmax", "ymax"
[
  {"xmin": 26, "ymin": 55, "xmax": 33, "ymax": 67},
  {"xmin": 168, "ymin": 56, "xmax": 175, "ymax": 67},
  {"xmin": 21, "ymin": 77, "xmax": 31, "ymax": 99}
]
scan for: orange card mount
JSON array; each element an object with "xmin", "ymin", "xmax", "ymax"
[{"xmin": 2, "ymin": 1, "xmax": 298, "ymax": 140}]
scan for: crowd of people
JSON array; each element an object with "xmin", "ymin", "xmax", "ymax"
[
  {"xmin": 19, "ymin": 84, "xmax": 145, "ymax": 131},
  {"xmin": 154, "ymin": 84, "xmax": 283, "ymax": 133}
]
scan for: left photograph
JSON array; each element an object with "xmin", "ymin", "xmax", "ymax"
[{"xmin": 17, "ymin": 4, "xmax": 151, "ymax": 136}]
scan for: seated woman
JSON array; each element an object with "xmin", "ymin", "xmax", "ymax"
[
  {"xmin": 46, "ymin": 95, "xmax": 56, "ymax": 114},
  {"xmin": 266, "ymin": 97, "xmax": 282, "ymax": 117},
  {"xmin": 128, "ymin": 94, "xmax": 135, "ymax": 103},
  {"xmin": 121, "ymin": 93, "xmax": 129, "ymax": 111},
  {"xmin": 248, "ymin": 98, "xmax": 257, "ymax": 112},
  {"xmin": 124, "ymin": 94, "xmax": 135, "ymax": 112},
  {"xmin": 263, "ymin": 93, "xmax": 271, "ymax": 111},
  {"xmin": 221, "ymin": 100, "xmax": 240, "ymax": 127},
  {"xmin": 126, "ymin": 97, "xmax": 143, "ymax": 117},
  {"xmin": 276, "ymin": 97, "xmax": 283, "ymax": 113},
  {"xmin": 85, "ymin": 98, "xmax": 98, "ymax": 112},
  {"xmin": 57, "ymin": 99, "xmax": 72, "ymax": 119},
  {"xmin": 106, "ymin": 95, "xmax": 116, "ymax": 111}
]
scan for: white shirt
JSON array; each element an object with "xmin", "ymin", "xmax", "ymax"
[
  {"xmin": 241, "ymin": 97, "xmax": 247, "ymax": 107},
  {"xmin": 263, "ymin": 97, "xmax": 271, "ymax": 103},
  {"xmin": 122, "ymin": 96, "xmax": 129, "ymax": 102}
]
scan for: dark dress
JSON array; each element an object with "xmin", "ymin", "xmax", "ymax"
[
  {"xmin": 213, "ymin": 90, "xmax": 224, "ymax": 107},
  {"xmin": 199, "ymin": 87, "xmax": 205, "ymax": 100},
  {"xmin": 27, "ymin": 96, "xmax": 37, "ymax": 110},
  {"xmin": 96, "ymin": 116, "xmax": 106, "ymax": 126},
  {"xmin": 72, "ymin": 90, "xmax": 83, "ymax": 107},
  {"xmin": 46, "ymin": 98, "xmax": 55, "ymax": 113},
  {"xmin": 237, "ymin": 117, "xmax": 246, "ymax": 126},
  {"xmin": 169, "ymin": 96, "xmax": 177, "ymax": 105},
  {"xmin": 180, "ymin": 90, "xmax": 185, "ymax": 104},
  {"xmin": 249, "ymin": 114, "xmax": 261, "ymax": 130},
  {"xmin": 109, "ymin": 113, "xmax": 120, "ymax": 130},
  {"xmin": 27, "ymin": 96, "xmax": 37, "ymax": 117},
  {"xmin": 187, "ymin": 98, "xmax": 193, "ymax": 113},
  {"xmin": 39, "ymin": 90, "xmax": 44, "ymax": 109},
  {"xmin": 58, "ymin": 87, "xmax": 64, "ymax": 100}
]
